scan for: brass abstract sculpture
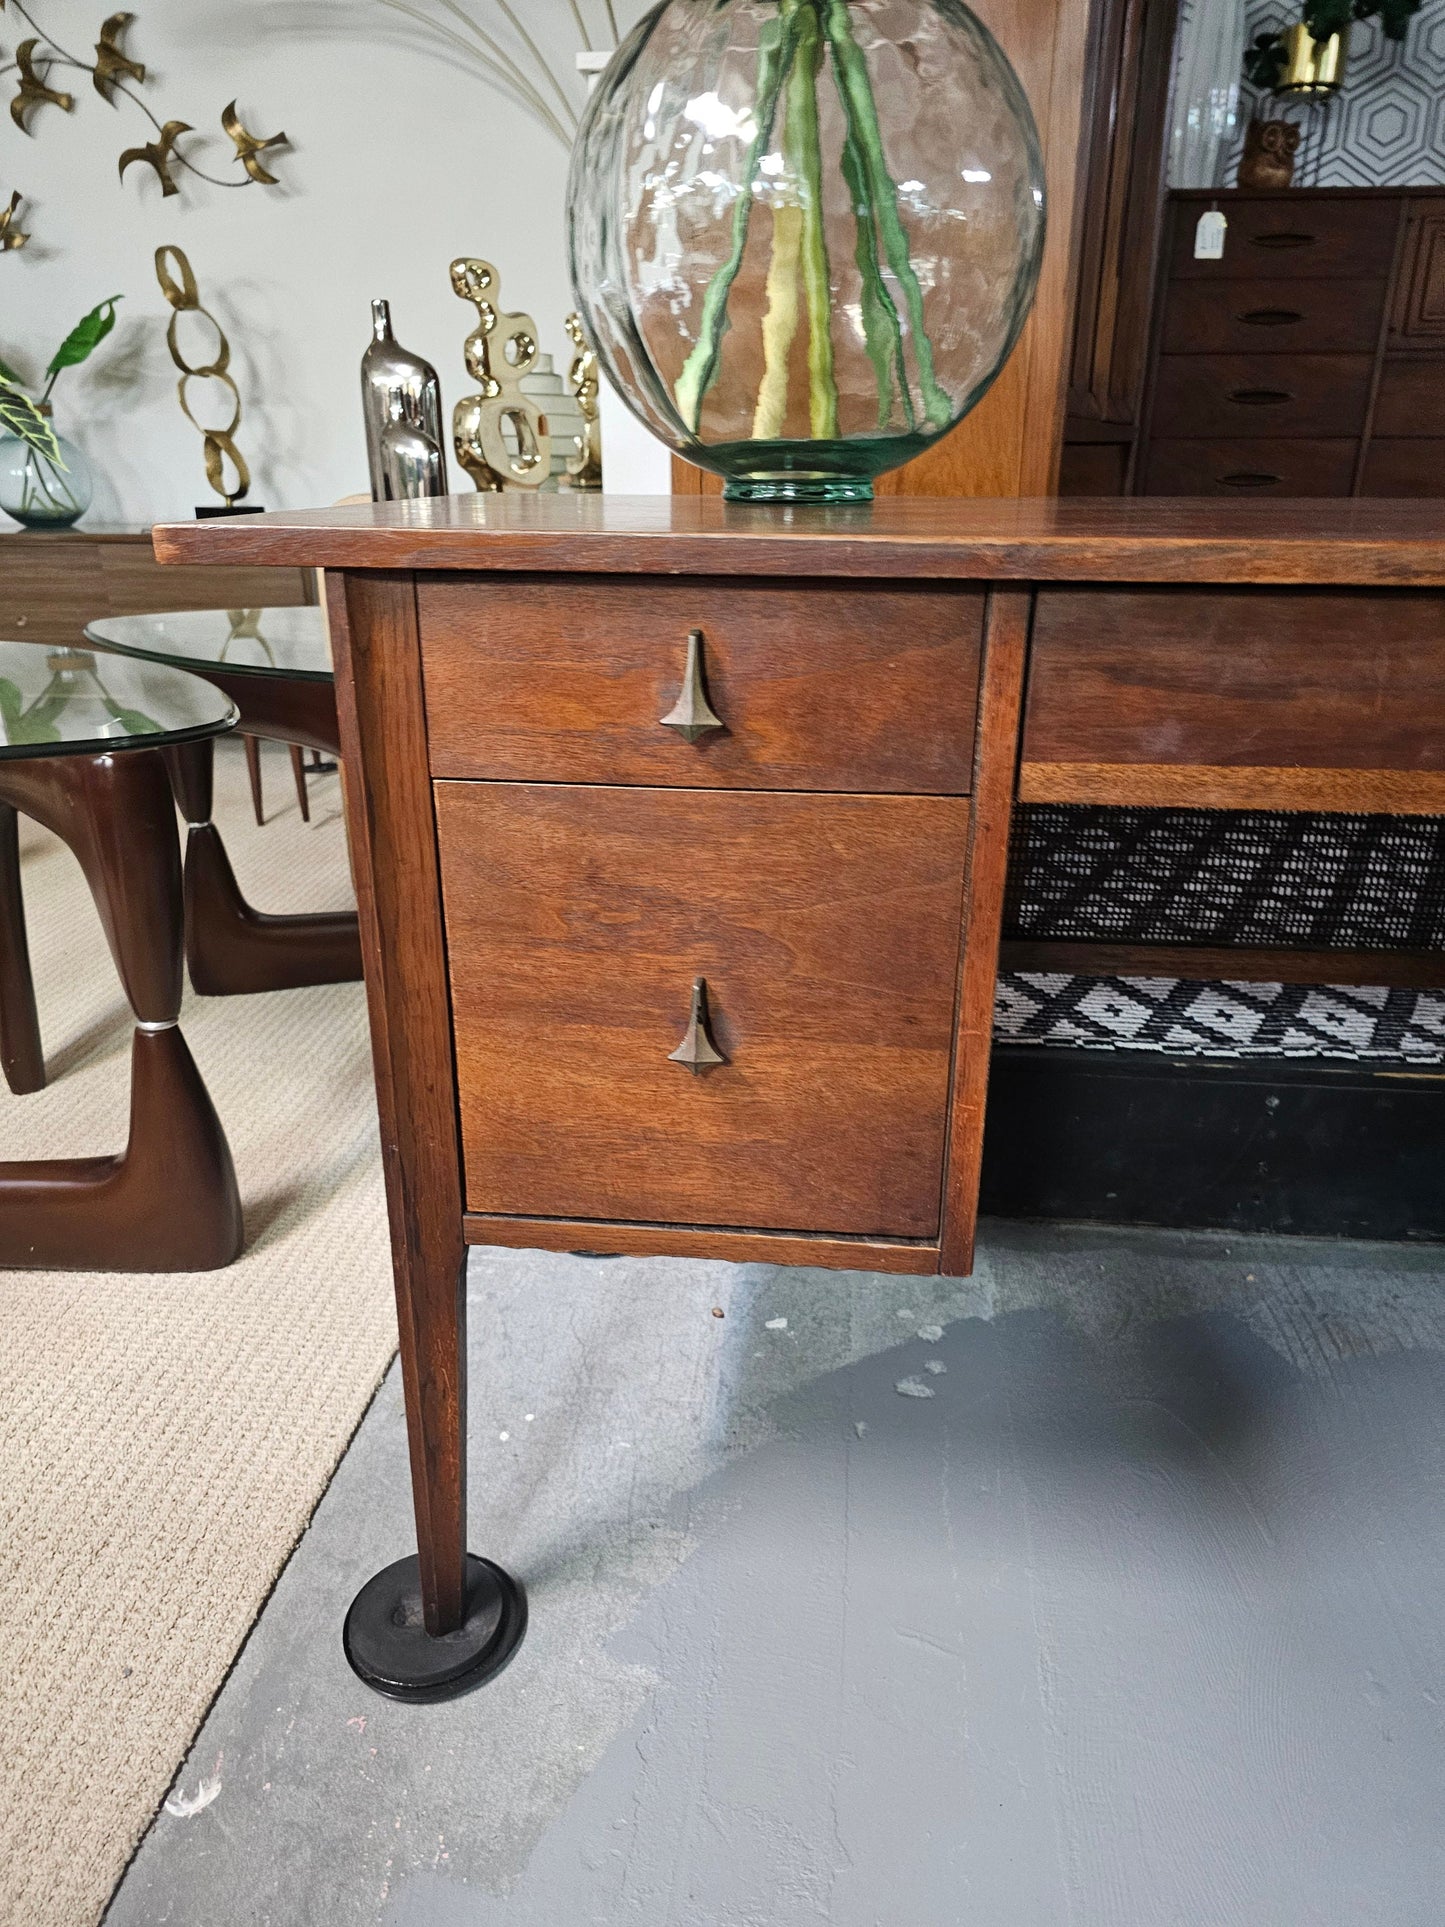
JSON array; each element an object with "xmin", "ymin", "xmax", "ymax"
[
  {"xmin": 0, "ymin": 3, "xmax": 286, "ymax": 206},
  {"xmin": 449, "ymin": 258, "xmax": 551, "ymax": 492},
  {"xmin": 360, "ymin": 300, "xmax": 448, "ymax": 501},
  {"xmin": 563, "ymin": 312, "xmax": 602, "ymax": 491},
  {"xmin": 155, "ymin": 245, "xmax": 251, "ymax": 506}
]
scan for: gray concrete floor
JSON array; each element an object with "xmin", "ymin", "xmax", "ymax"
[{"xmin": 106, "ymin": 1222, "xmax": 1445, "ymax": 1927}]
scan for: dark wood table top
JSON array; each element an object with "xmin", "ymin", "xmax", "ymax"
[{"xmin": 154, "ymin": 494, "xmax": 1445, "ymax": 586}]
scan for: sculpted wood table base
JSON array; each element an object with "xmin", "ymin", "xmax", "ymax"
[
  {"xmin": 0, "ymin": 643, "xmax": 243, "ymax": 1271},
  {"xmin": 156, "ymin": 496, "xmax": 1445, "ymax": 1697},
  {"xmin": 85, "ymin": 608, "xmax": 363, "ymax": 998}
]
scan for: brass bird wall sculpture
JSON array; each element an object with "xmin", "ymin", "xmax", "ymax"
[
  {"xmin": 10, "ymin": 39, "xmax": 72, "ymax": 130},
  {"xmin": 0, "ymin": 1, "xmax": 288, "ymax": 207},
  {"xmin": 92, "ymin": 11, "xmax": 144, "ymax": 100},
  {"xmin": 118, "ymin": 117, "xmax": 191, "ymax": 195},
  {"xmin": 0, "ymin": 189, "xmax": 28, "ymax": 250}
]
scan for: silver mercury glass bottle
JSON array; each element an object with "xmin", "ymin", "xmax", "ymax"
[{"xmin": 360, "ymin": 299, "xmax": 448, "ymax": 501}]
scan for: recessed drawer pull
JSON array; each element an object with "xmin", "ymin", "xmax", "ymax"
[
  {"xmin": 1228, "ymin": 387, "xmax": 1293, "ymax": 405},
  {"xmin": 1238, "ymin": 308, "xmax": 1304, "ymax": 326},
  {"xmin": 658, "ymin": 628, "xmax": 724, "ymax": 743},
  {"xmin": 668, "ymin": 977, "xmax": 727, "ymax": 1075},
  {"xmin": 1218, "ymin": 471, "xmax": 1282, "ymax": 489},
  {"xmin": 1251, "ymin": 231, "xmax": 1316, "ymax": 249}
]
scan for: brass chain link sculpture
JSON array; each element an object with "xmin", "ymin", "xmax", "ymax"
[{"xmin": 155, "ymin": 244, "xmax": 250, "ymax": 506}]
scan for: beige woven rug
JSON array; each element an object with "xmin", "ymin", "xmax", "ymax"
[{"xmin": 0, "ymin": 742, "xmax": 395, "ymax": 1927}]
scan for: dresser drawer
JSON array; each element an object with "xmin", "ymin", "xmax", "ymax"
[
  {"xmin": 1143, "ymin": 437, "xmax": 1357, "ymax": 496},
  {"xmin": 1150, "ymin": 354, "xmax": 1373, "ymax": 439},
  {"xmin": 1358, "ymin": 438, "xmax": 1445, "ymax": 494},
  {"xmin": 1022, "ymin": 588, "xmax": 1445, "ymax": 809},
  {"xmin": 1373, "ymin": 360, "xmax": 1445, "ymax": 438},
  {"xmin": 1160, "ymin": 276, "xmax": 1387, "ymax": 355},
  {"xmin": 1168, "ymin": 196, "xmax": 1398, "ymax": 280},
  {"xmin": 419, "ymin": 575, "xmax": 983, "ymax": 792},
  {"xmin": 436, "ymin": 782, "xmax": 968, "ymax": 1238}
]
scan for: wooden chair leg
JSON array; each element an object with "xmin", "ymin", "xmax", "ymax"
[
  {"xmin": 0, "ymin": 748, "xmax": 242, "ymax": 1270},
  {"xmin": 0, "ymin": 801, "xmax": 45, "ymax": 1094},
  {"xmin": 243, "ymin": 734, "xmax": 265, "ymax": 826},
  {"xmin": 289, "ymin": 743, "xmax": 311, "ymax": 822}
]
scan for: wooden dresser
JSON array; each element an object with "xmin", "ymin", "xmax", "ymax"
[
  {"xmin": 1137, "ymin": 188, "xmax": 1445, "ymax": 499},
  {"xmin": 154, "ymin": 495, "xmax": 1445, "ymax": 1695}
]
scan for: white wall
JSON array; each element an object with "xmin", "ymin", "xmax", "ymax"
[{"xmin": 2, "ymin": 0, "xmax": 644, "ymax": 523}]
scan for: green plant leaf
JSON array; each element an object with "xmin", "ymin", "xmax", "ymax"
[
  {"xmin": 45, "ymin": 296, "xmax": 122, "ymax": 380},
  {"xmin": 1244, "ymin": 27, "xmax": 1288, "ymax": 87},
  {"xmin": 0, "ymin": 385, "xmax": 63, "ymax": 467},
  {"xmin": 0, "ymin": 353, "xmax": 25, "ymax": 388}
]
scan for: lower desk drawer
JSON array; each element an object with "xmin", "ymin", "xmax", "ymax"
[{"xmin": 435, "ymin": 782, "xmax": 968, "ymax": 1239}]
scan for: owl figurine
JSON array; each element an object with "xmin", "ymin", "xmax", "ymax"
[{"xmin": 1238, "ymin": 119, "xmax": 1301, "ymax": 192}]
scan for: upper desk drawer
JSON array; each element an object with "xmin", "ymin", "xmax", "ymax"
[
  {"xmin": 1022, "ymin": 588, "xmax": 1445, "ymax": 812},
  {"xmin": 418, "ymin": 575, "xmax": 983, "ymax": 792},
  {"xmin": 1167, "ymin": 196, "xmax": 1398, "ymax": 280}
]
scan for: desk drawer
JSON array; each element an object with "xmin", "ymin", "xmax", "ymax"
[
  {"xmin": 1160, "ymin": 276, "xmax": 1387, "ymax": 355},
  {"xmin": 436, "ymin": 782, "xmax": 967, "ymax": 1237},
  {"xmin": 419, "ymin": 575, "xmax": 982, "ymax": 792},
  {"xmin": 1022, "ymin": 588, "xmax": 1445, "ymax": 811},
  {"xmin": 1168, "ymin": 196, "xmax": 1398, "ymax": 280},
  {"xmin": 1150, "ymin": 354, "xmax": 1373, "ymax": 439}
]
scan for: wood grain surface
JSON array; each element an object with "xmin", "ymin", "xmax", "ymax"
[
  {"xmin": 435, "ymin": 783, "xmax": 969, "ymax": 1239},
  {"xmin": 420, "ymin": 575, "xmax": 983, "ymax": 792},
  {"xmin": 463, "ymin": 1215, "xmax": 942, "ymax": 1274},
  {"xmin": 326, "ymin": 570, "xmax": 470, "ymax": 1635},
  {"xmin": 939, "ymin": 590, "xmax": 1031, "ymax": 1277},
  {"xmin": 1024, "ymin": 588, "xmax": 1445, "ymax": 781},
  {"xmin": 152, "ymin": 494, "xmax": 1445, "ymax": 585}
]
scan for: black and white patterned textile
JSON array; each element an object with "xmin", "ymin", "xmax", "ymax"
[
  {"xmin": 995, "ymin": 806, "xmax": 1445, "ymax": 1065},
  {"xmin": 995, "ymin": 972, "xmax": 1445, "ymax": 1064}
]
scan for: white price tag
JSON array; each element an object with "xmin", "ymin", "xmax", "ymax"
[{"xmin": 1194, "ymin": 209, "xmax": 1227, "ymax": 261}]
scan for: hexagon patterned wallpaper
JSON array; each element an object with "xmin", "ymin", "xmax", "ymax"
[{"xmin": 1229, "ymin": 2, "xmax": 1445, "ymax": 186}]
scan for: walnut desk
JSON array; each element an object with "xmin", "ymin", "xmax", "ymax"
[{"xmin": 156, "ymin": 495, "xmax": 1445, "ymax": 1700}]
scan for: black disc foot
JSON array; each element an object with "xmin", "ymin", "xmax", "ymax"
[{"xmin": 343, "ymin": 1554, "xmax": 527, "ymax": 1702}]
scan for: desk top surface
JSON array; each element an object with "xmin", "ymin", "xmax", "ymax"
[{"xmin": 153, "ymin": 495, "xmax": 1445, "ymax": 587}]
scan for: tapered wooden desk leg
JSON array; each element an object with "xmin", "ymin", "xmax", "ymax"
[
  {"xmin": 165, "ymin": 740, "xmax": 362, "ymax": 996},
  {"xmin": 329, "ymin": 570, "xmax": 525, "ymax": 1701},
  {"xmin": 0, "ymin": 802, "xmax": 45, "ymax": 1095},
  {"xmin": 0, "ymin": 749, "xmax": 243, "ymax": 1271}
]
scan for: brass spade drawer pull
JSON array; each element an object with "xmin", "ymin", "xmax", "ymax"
[
  {"xmin": 668, "ymin": 977, "xmax": 727, "ymax": 1075},
  {"xmin": 659, "ymin": 628, "xmax": 724, "ymax": 742}
]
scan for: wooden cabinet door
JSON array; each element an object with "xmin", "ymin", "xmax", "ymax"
[{"xmin": 436, "ymin": 783, "xmax": 968, "ymax": 1239}]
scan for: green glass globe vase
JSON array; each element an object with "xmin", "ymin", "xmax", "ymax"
[{"xmin": 568, "ymin": 0, "xmax": 1046, "ymax": 502}]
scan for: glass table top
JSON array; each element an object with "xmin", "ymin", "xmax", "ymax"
[
  {"xmin": 0, "ymin": 640, "xmax": 237, "ymax": 760},
  {"xmin": 83, "ymin": 606, "xmax": 333, "ymax": 683}
]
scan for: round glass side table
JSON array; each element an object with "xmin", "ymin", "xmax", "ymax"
[
  {"xmin": 0, "ymin": 640, "xmax": 244, "ymax": 1270},
  {"xmin": 84, "ymin": 606, "xmax": 361, "ymax": 996}
]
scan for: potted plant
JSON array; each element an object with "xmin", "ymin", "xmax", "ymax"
[{"xmin": 0, "ymin": 296, "xmax": 121, "ymax": 529}]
